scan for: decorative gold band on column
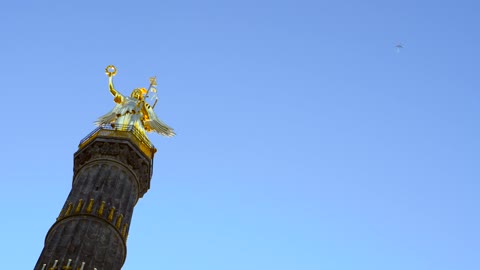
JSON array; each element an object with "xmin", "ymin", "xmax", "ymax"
[
  {"xmin": 107, "ymin": 207, "xmax": 115, "ymax": 222},
  {"xmin": 97, "ymin": 201, "xmax": 105, "ymax": 216},
  {"xmin": 64, "ymin": 203, "xmax": 73, "ymax": 216},
  {"xmin": 116, "ymin": 214, "xmax": 123, "ymax": 229},
  {"xmin": 86, "ymin": 199, "xmax": 94, "ymax": 213},
  {"xmin": 75, "ymin": 199, "xmax": 84, "ymax": 213},
  {"xmin": 55, "ymin": 198, "xmax": 130, "ymax": 242},
  {"xmin": 41, "ymin": 259, "xmax": 98, "ymax": 270}
]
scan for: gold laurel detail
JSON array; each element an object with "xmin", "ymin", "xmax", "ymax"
[
  {"xmin": 97, "ymin": 201, "xmax": 105, "ymax": 216},
  {"xmin": 105, "ymin": 65, "xmax": 117, "ymax": 77},
  {"xmin": 65, "ymin": 203, "xmax": 73, "ymax": 216},
  {"xmin": 108, "ymin": 207, "xmax": 115, "ymax": 222},
  {"xmin": 75, "ymin": 199, "xmax": 84, "ymax": 213},
  {"xmin": 116, "ymin": 214, "xmax": 123, "ymax": 229},
  {"xmin": 86, "ymin": 199, "xmax": 94, "ymax": 213}
]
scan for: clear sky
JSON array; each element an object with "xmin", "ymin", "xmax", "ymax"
[{"xmin": 0, "ymin": 1, "xmax": 478, "ymax": 269}]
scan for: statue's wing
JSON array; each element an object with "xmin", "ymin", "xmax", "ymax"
[
  {"xmin": 95, "ymin": 95, "xmax": 132, "ymax": 126},
  {"xmin": 144, "ymin": 105, "xmax": 175, "ymax": 137},
  {"xmin": 95, "ymin": 103, "xmax": 120, "ymax": 126}
]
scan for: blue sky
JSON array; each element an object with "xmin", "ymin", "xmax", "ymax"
[{"xmin": 0, "ymin": 1, "xmax": 479, "ymax": 269}]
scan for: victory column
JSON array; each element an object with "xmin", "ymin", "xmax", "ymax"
[{"xmin": 35, "ymin": 66, "xmax": 174, "ymax": 270}]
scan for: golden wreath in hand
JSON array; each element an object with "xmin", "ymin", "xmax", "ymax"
[{"xmin": 105, "ymin": 65, "xmax": 117, "ymax": 77}]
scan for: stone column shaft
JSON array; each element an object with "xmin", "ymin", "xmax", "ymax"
[{"xmin": 35, "ymin": 132, "xmax": 154, "ymax": 270}]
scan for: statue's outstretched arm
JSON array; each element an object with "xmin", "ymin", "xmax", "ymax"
[
  {"xmin": 105, "ymin": 65, "xmax": 123, "ymax": 103},
  {"xmin": 108, "ymin": 75, "xmax": 118, "ymax": 96}
]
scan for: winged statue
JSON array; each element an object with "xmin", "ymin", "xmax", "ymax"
[{"xmin": 95, "ymin": 65, "xmax": 175, "ymax": 138}]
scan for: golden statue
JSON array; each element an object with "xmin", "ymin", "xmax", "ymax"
[{"xmin": 95, "ymin": 65, "xmax": 175, "ymax": 138}]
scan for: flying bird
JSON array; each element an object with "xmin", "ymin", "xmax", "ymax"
[{"xmin": 395, "ymin": 43, "xmax": 404, "ymax": 53}]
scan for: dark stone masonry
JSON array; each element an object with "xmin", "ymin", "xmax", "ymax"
[{"xmin": 35, "ymin": 129, "xmax": 155, "ymax": 270}]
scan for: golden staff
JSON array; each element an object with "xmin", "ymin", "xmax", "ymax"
[{"xmin": 146, "ymin": 76, "xmax": 159, "ymax": 108}]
